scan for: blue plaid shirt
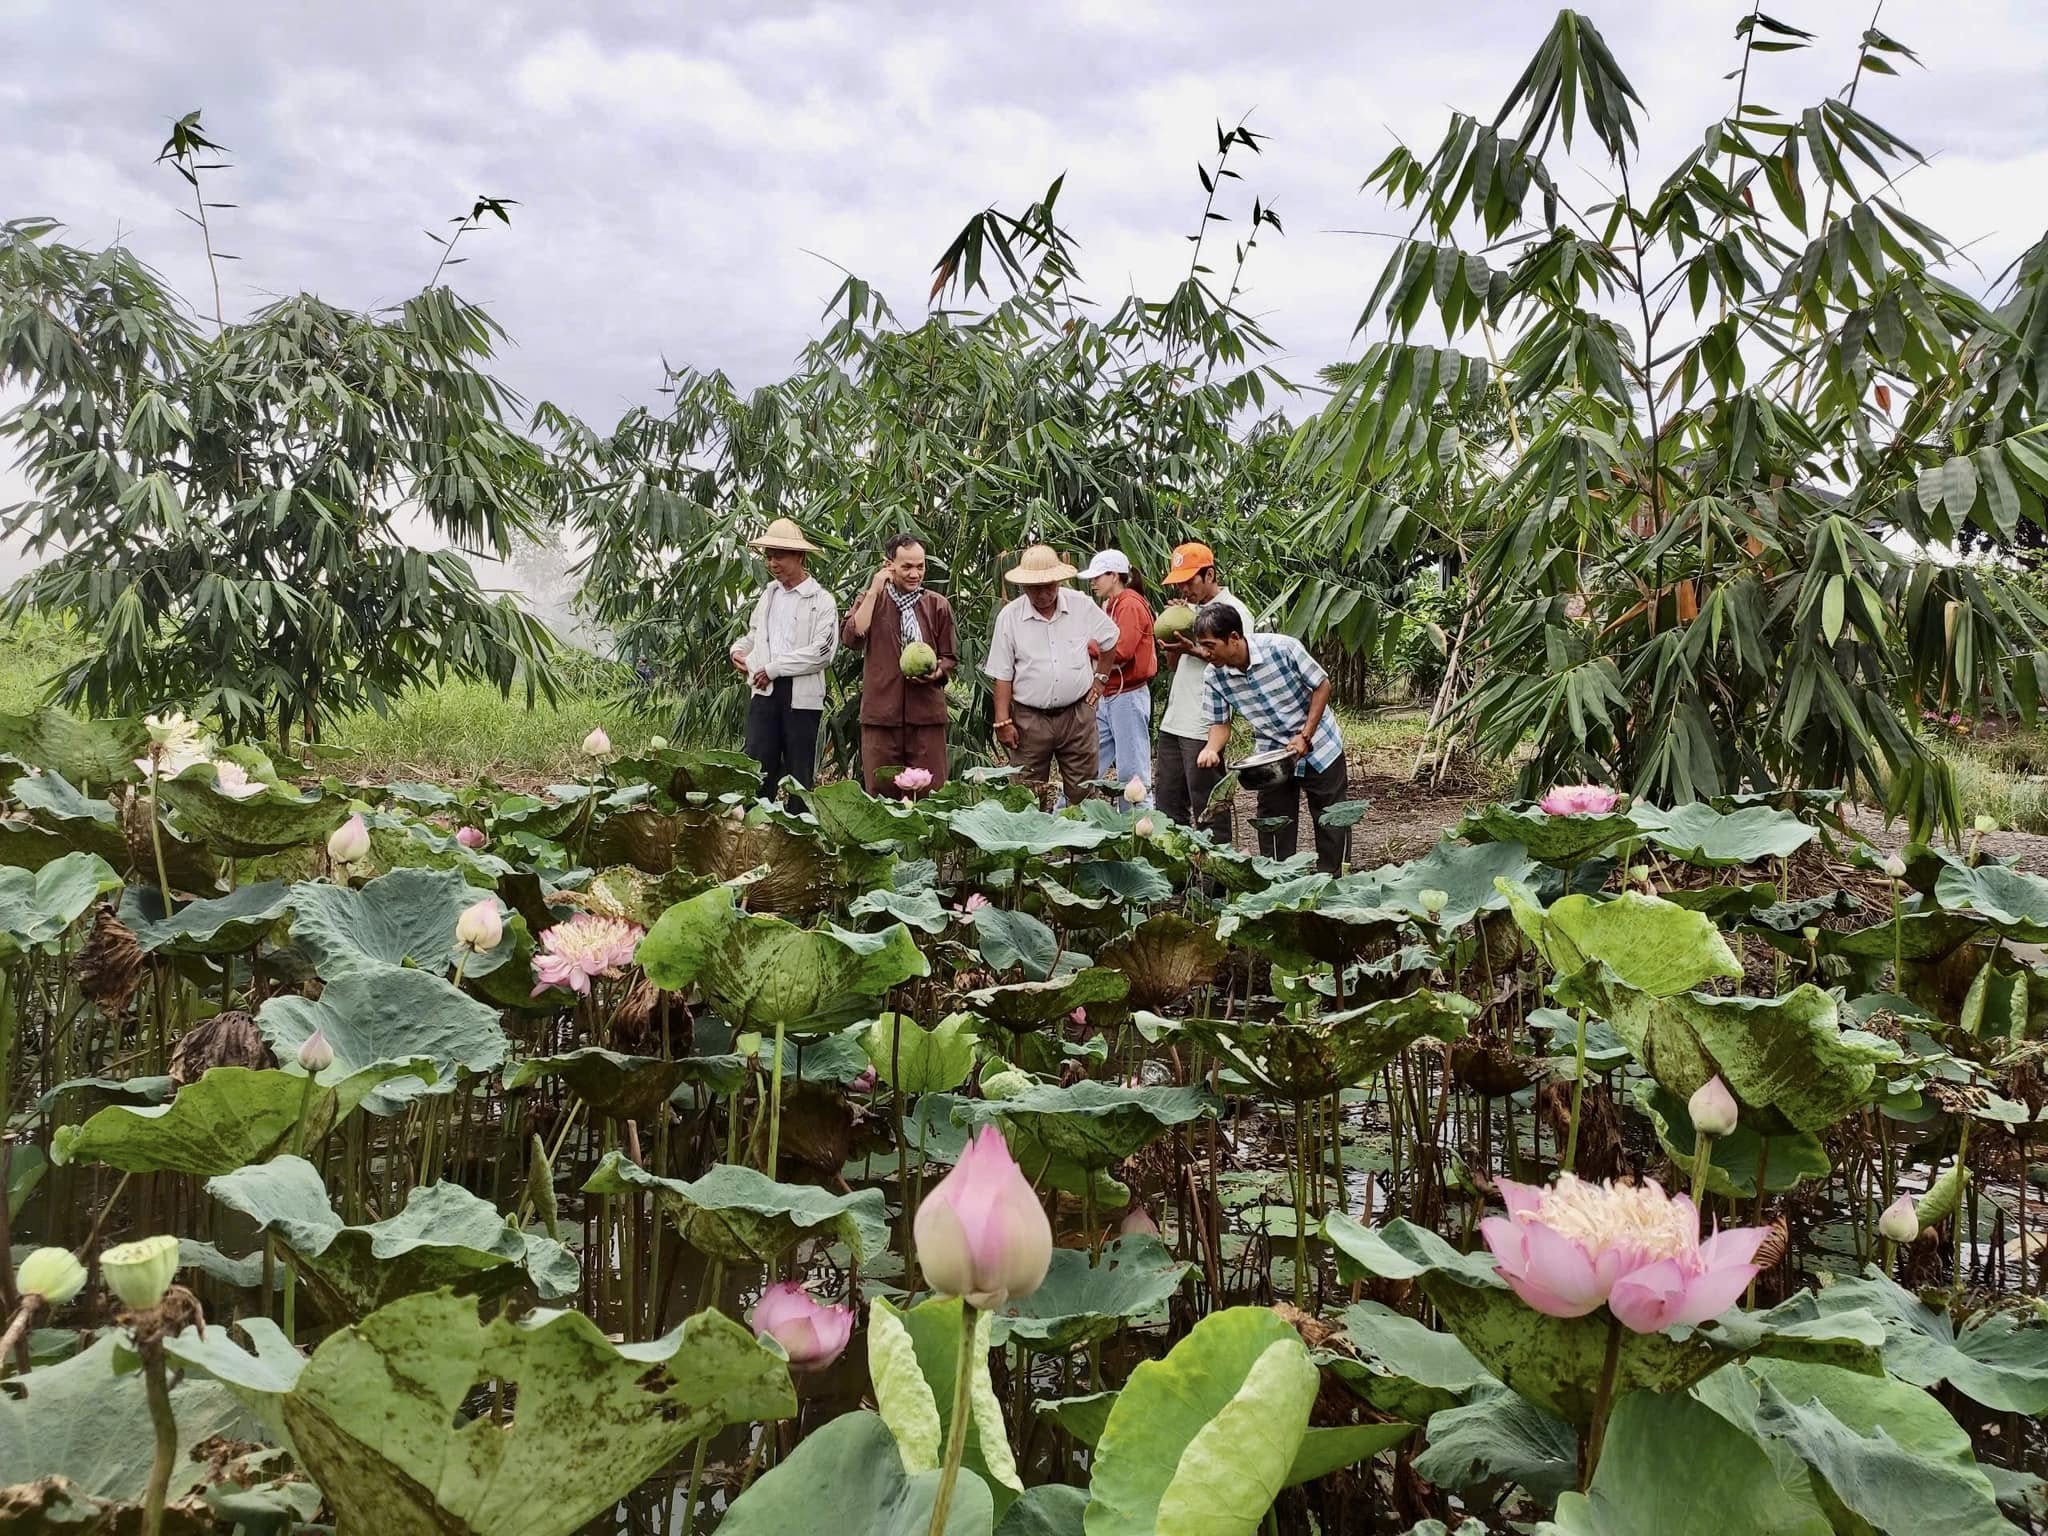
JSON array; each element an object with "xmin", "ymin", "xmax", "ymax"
[{"xmin": 1201, "ymin": 633, "xmax": 1344, "ymax": 775}]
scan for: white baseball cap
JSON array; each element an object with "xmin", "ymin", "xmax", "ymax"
[{"xmin": 1078, "ymin": 549, "xmax": 1132, "ymax": 580}]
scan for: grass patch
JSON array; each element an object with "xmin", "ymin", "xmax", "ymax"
[{"xmin": 1938, "ymin": 728, "xmax": 2048, "ymax": 835}]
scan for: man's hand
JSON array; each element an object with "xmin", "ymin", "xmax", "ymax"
[
  {"xmin": 870, "ymin": 566, "xmax": 891, "ymax": 593},
  {"xmin": 1286, "ymin": 732, "xmax": 1312, "ymax": 760},
  {"xmin": 1196, "ymin": 743, "xmax": 1222, "ymax": 769},
  {"xmin": 996, "ymin": 720, "xmax": 1020, "ymax": 750},
  {"xmin": 730, "ymin": 647, "xmax": 750, "ymax": 678},
  {"xmin": 752, "ymin": 668, "xmax": 772, "ymax": 690},
  {"xmin": 1160, "ymin": 634, "xmax": 1195, "ymax": 657}
]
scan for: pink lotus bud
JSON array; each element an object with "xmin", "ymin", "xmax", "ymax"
[
  {"xmin": 1069, "ymin": 1007, "xmax": 1087, "ymax": 1026},
  {"xmin": 581, "ymin": 727, "xmax": 612, "ymax": 758},
  {"xmin": 749, "ymin": 1281, "xmax": 854, "ymax": 1372},
  {"xmin": 297, "ymin": 1027, "xmax": 335, "ymax": 1075},
  {"xmin": 1688, "ymin": 1075, "xmax": 1739, "ymax": 1138},
  {"xmin": 456, "ymin": 897, "xmax": 503, "ymax": 954},
  {"xmin": 326, "ymin": 814, "xmax": 369, "ymax": 864},
  {"xmin": 1120, "ymin": 1206, "xmax": 1161, "ymax": 1240},
  {"xmin": 849, "ymin": 1066, "xmax": 878, "ymax": 1095},
  {"xmin": 455, "ymin": 825, "xmax": 486, "ymax": 850},
  {"xmin": 1538, "ymin": 784, "xmax": 1620, "ymax": 816},
  {"xmin": 913, "ymin": 1125, "xmax": 1053, "ymax": 1310},
  {"xmin": 1877, "ymin": 1193, "xmax": 1921, "ymax": 1244}
]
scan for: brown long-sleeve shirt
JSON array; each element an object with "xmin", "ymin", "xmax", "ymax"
[{"xmin": 842, "ymin": 587, "xmax": 958, "ymax": 726}]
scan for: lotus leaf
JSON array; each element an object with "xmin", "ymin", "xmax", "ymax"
[
  {"xmin": 259, "ymin": 966, "xmax": 507, "ymax": 1113},
  {"xmin": 1097, "ymin": 912, "xmax": 1227, "ymax": 1009},
  {"xmin": 1535, "ymin": 888, "xmax": 1742, "ymax": 995},
  {"xmin": 146, "ymin": 1316, "xmax": 307, "ymax": 1451},
  {"xmin": 1217, "ymin": 874, "xmax": 1407, "ymax": 969},
  {"xmin": 965, "ymin": 966, "xmax": 1129, "ymax": 1031},
  {"xmin": 946, "ymin": 801, "xmax": 1117, "ymax": 855},
  {"xmin": 1351, "ymin": 838, "xmax": 1540, "ymax": 927},
  {"xmin": 61, "ymin": 1062, "xmax": 433, "ymax": 1175},
  {"xmin": 1074, "ymin": 858, "xmax": 1175, "ymax": 905},
  {"xmin": 1631, "ymin": 1082, "xmax": 1832, "ymax": 1198},
  {"xmin": 280, "ymin": 1289, "xmax": 795, "ymax": 1536},
  {"xmin": 9, "ymin": 770, "xmax": 218, "ymax": 890},
  {"xmin": 869, "ymin": 1296, "xmax": 1021, "ymax": 1514},
  {"xmin": 0, "ymin": 850, "xmax": 120, "ymax": 961},
  {"xmin": 974, "ymin": 903, "xmax": 1060, "ymax": 979},
  {"xmin": 994, "ymin": 1485, "xmax": 1089, "ymax": 1536},
  {"xmin": 863, "ymin": 1011, "xmax": 979, "ymax": 1094},
  {"xmin": 1628, "ymin": 801, "xmax": 1816, "ymax": 867},
  {"xmin": 1804, "ymin": 1268, "xmax": 2048, "ymax": 1414},
  {"xmin": 806, "ymin": 778, "xmax": 927, "ymax": 848},
  {"xmin": 639, "ymin": 885, "xmax": 927, "ymax": 1031},
  {"xmin": 958, "ymin": 1081, "xmax": 1220, "ymax": 1169},
  {"xmin": 504, "ymin": 1045, "xmax": 688, "ymax": 1122},
  {"xmin": 1030, "ymin": 1390, "xmax": 1118, "ymax": 1448},
  {"xmin": 1456, "ymin": 802, "xmax": 1639, "ymax": 864},
  {"xmin": 1181, "ymin": 991, "xmax": 1475, "ymax": 1101},
  {"xmin": 120, "ymin": 880, "xmax": 293, "ymax": 956},
  {"xmin": 1332, "ymin": 1300, "xmax": 1498, "ymax": 1423},
  {"xmin": 289, "ymin": 865, "xmax": 516, "ymax": 979},
  {"xmin": 890, "ymin": 1091, "xmax": 1130, "ymax": 1207},
  {"xmin": 584, "ymin": 1150, "xmax": 889, "ymax": 1262},
  {"xmin": 850, "ymin": 884, "xmax": 951, "ymax": 933},
  {"xmin": 716, "ymin": 1409, "xmax": 994, "ymax": 1536},
  {"xmin": 1084, "ymin": 1305, "xmax": 1318, "ymax": 1536},
  {"xmin": 989, "ymin": 1235, "xmax": 1193, "ymax": 1351},
  {"xmin": 8, "ymin": 1141, "xmax": 47, "ymax": 1218},
  {"xmin": 208, "ymin": 1155, "xmax": 578, "ymax": 1316},
  {"xmin": 159, "ymin": 775, "xmax": 345, "ymax": 857},
  {"xmin": 1934, "ymin": 857, "xmax": 2048, "ymax": 939},
  {"xmin": 1283, "ymin": 1421, "xmax": 1419, "ymax": 1487},
  {"xmin": 0, "ymin": 705, "xmax": 151, "ymax": 786},
  {"xmin": 1413, "ymin": 1384, "xmax": 1578, "ymax": 1497}
]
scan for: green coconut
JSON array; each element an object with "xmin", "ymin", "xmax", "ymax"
[
  {"xmin": 1154, "ymin": 604, "xmax": 1197, "ymax": 639},
  {"xmin": 899, "ymin": 641, "xmax": 938, "ymax": 677}
]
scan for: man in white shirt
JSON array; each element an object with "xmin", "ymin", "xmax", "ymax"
[
  {"xmin": 1154, "ymin": 541, "xmax": 1249, "ymax": 842},
  {"xmin": 733, "ymin": 518, "xmax": 839, "ymax": 798},
  {"xmin": 984, "ymin": 544, "xmax": 1120, "ymax": 804}
]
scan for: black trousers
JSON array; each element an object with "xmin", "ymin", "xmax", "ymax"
[
  {"xmin": 1155, "ymin": 730, "xmax": 1233, "ymax": 845},
  {"xmin": 744, "ymin": 678, "xmax": 821, "ymax": 798},
  {"xmin": 1254, "ymin": 752, "xmax": 1350, "ymax": 874}
]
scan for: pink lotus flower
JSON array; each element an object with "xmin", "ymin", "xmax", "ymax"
[
  {"xmin": 914, "ymin": 1125, "xmax": 1053, "ymax": 1310},
  {"xmin": 848, "ymin": 1066, "xmax": 879, "ymax": 1095},
  {"xmin": 1538, "ymin": 784, "xmax": 1620, "ymax": 816},
  {"xmin": 455, "ymin": 825, "xmax": 487, "ymax": 850},
  {"xmin": 962, "ymin": 893, "xmax": 991, "ymax": 915},
  {"xmin": 1120, "ymin": 1205, "xmax": 1161, "ymax": 1240},
  {"xmin": 1480, "ymin": 1174, "xmax": 1769, "ymax": 1334},
  {"xmin": 1069, "ymin": 1007, "xmax": 1087, "ymax": 1026},
  {"xmin": 895, "ymin": 767, "xmax": 934, "ymax": 793},
  {"xmin": 749, "ymin": 1281, "xmax": 854, "ymax": 1372},
  {"xmin": 530, "ymin": 913, "xmax": 644, "ymax": 997}
]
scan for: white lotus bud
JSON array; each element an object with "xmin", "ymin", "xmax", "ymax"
[
  {"xmin": 582, "ymin": 727, "xmax": 612, "ymax": 758},
  {"xmin": 1135, "ymin": 817, "xmax": 1155, "ymax": 838},
  {"xmin": 1688, "ymin": 1075, "xmax": 1739, "ymax": 1137},
  {"xmin": 1877, "ymin": 1193, "xmax": 1921, "ymax": 1243},
  {"xmin": 1975, "ymin": 814, "xmax": 1999, "ymax": 835},
  {"xmin": 100, "ymin": 1235, "xmax": 180, "ymax": 1310},
  {"xmin": 648, "ymin": 735, "xmax": 669, "ymax": 751},
  {"xmin": 1123, "ymin": 779, "xmax": 1148, "ymax": 805},
  {"xmin": 1881, "ymin": 853, "xmax": 1907, "ymax": 880},
  {"xmin": 455, "ymin": 897, "xmax": 503, "ymax": 953},
  {"xmin": 296, "ymin": 1027, "xmax": 335, "ymax": 1074}
]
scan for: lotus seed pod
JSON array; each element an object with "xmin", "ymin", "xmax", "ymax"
[
  {"xmin": 326, "ymin": 813, "xmax": 369, "ymax": 864},
  {"xmin": 1688, "ymin": 1075, "xmax": 1739, "ymax": 1138},
  {"xmin": 100, "ymin": 1235, "xmax": 180, "ymax": 1310},
  {"xmin": 1975, "ymin": 814, "xmax": 1999, "ymax": 835},
  {"xmin": 1418, "ymin": 888, "xmax": 1449, "ymax": 916},
  {"xmin": 1877, "ymin": 1192, "xmax": 1921, "ymax": 1244},
  {"xmin": 17, "ymin": 1247, "xmax": 87, "ymax": 1306},
  {"xmin": 296, "ymin": 1027, "xmax": 335, "ymax": 1075}
]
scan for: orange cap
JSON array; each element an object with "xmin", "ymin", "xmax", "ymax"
[{"xmin": 1163, "ymin": 541, "xmax": 1216, "ymax": 585}]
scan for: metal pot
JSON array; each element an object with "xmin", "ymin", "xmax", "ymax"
[{"xmin": 1234, "ymin": 747, "xmax": 1299, "ymax": 792}]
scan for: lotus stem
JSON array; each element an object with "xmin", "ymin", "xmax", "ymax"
[
  {"xmin": 1563, "ymin": 1006, "xmax": 1588, "ymax": 1174},
  {"xmin": 1689, "ymin": 1130, "xmax": 1715, "ymax": 1210},
  {"xmin": 146, "ymin": 779, "xmax": 174, "ymax": 922},
  {"xmin": 0, "ymin": 1294, "xmax": 42, "ymax": 1378},
  {"xmin": 927, "ymin": 1302, "xmax": 981, "ymax": 1536},
  {"xmin": 1582, "ymin": 1312, "xmax": 1624, "ymax": 1492},
  {"xmin": 766, "ymin": 1020, "xmax": 787, "ymax": 1179},
  {"xmin": 139, "ymin": 1334, "xmax": 177, "ymax": 1536},
  {"xmin": 1953, "ymin": 1116, "xmax": 1973, "ymax": 1296}
]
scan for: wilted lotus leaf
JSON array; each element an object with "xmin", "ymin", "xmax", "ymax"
[
  {"xmin": 1098, "ymin": 913, "xmax": 1228, "ymax": 1009},
  {"xmin": 0, "ymin": 705, "xmax": 151, "ymax": 786},
  {"xmin": 159, "ymin": 774, "xmax": 345, "ymax": 857},
  {"xmin": 965, "ymin": 967, "xmax": 1130, "ymax": 1034},
  {"xmin": 607, "ymin": 745, "xmax": 763, "ymax": 804},
  {"xmin": 1349, "ymin": 839, "xmax": 1539, "ymax": 927},
  {"xmin": 1183, "ymin": 991, "xmax": 1475, "ymax": 1101},
  {"xmin": 990, "ymin": 1236, "xmax": 1194, "ymax": 1352},
  {"xmin": 259, "ymin": 967, "xmax": 507, "ymax": 1113},
  {"xmin": 288, "ymin": 866, "xmax": 517, "ymax": 980},
  {"xmin": 945, "ymin": 800, "xmax": 1119, "ymax": 856},
  {"xmin": 1627, "ymin": 802, "xmax": 1816, "ymax": 868},
  {"xmin": 1321, "ymin": 1214, "xmax": 1884, "ymax": 1428},
  {"xmin": 639, "ymin": 885, "xmax": 928, "ymax": 1032},
  {"xmin": 1218, "ymin": 874, "xmax": 1407, "ymax": 970},
  {"xmin": 279, "ymin": 1289, "xmax": 795, "ymax": 1536},
  {"xmin": 60, "ymin": 1062, "xmax": 433, "ymax": 1175},
  {"xmin": 207, "ymin": 1155, "xmax": 578, "ymax": 1318},
  {"xmin": 584, "ymin": 1150, "xmax": 890, "ymax": 1263},
  {"xmin": 1456, "ymin": 802, "xmax": 1638, "ymax": 864},
  {"xmin": 504, "ymin": 1046, "xmax": 688, "ymax": 1122},
  {"xmin": 958, "ymin": 1081, "xmax": 1219, "ymax": 1169},
  {"xmin": 169, "ymin": 1009, "xmax": 275, "ymax": 1085},
  {"xmin": 120, "ymin": 880, "xmax": 293, "ymax": 957},
  {"xmin": 0, "ymin": 849, "xmax": 120, "ymax": 961},
  {"xmin": 617, "ymin": 805, "xmax": 871, "ymax": 915},
  {"xmin": 7, "ymin": 771, "xmax": 218, "ymax": 889}
]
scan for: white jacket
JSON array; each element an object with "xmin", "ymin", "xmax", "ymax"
[{"xmin": 738, "ymin": 577, "xmax": 839, "ymax": 710}]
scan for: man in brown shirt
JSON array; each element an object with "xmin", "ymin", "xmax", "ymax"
[{"xmin": 842, "ymin": 533, "xmax": 958, "ymax": 794}]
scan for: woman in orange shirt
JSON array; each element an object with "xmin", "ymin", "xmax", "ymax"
[{"xmin": 1081, "ymin": 549, "xmax": 1158, "ymax": 805}]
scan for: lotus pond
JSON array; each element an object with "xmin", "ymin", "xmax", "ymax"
[{"xmin": 2, "ymin": 707, "xmax": 2046, "ymax": 1535}]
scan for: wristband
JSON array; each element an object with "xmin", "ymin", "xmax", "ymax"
[{"xmin": 995, "ymin": 719, "xmax": 1013, "ymax": 729}]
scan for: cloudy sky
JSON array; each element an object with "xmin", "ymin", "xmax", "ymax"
[{"xmin": 3, "ymin": 0, "xmax": 2045, "ymax": 580}]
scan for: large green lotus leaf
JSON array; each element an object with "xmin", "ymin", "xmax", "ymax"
[
  {"xmin": 805, "ymin": 778, "xmax": 928, "ymax": 848},
  {"xmin": 1540, "ymin": 890, "xmax": 1742, "ymax": 996},
  {"xmin": 1179, "ymin": 990, "xmax": 1475, "ymax": 1101},
  {"xmin": 1584, "ymin": 974, "xmax": 1892, "ymax": 1134},
  {"xmin": 1320, "ymin": 1215, "xmax": 1884, "ymax": 1428},
  {"xmin": 1628, "ymin": 802, "xmax": 1816, "ymax": 868},
  {"xmin": 959, "ymin": 1082, "xmax": 1220, "ymax": 1169},
  {"xmin": 996, "ymin": 1485, "xmax": 1088, "ymax": 1536},
  {"xmin": 1456, "ymin": 802, "xmax": 1638, "ymax": 864},
  {"xmin": 863, "ymin": 1011, "xmax": 979, "ymax": 1094},
  {"xmin": 989, "ymin": 1236, "xmax": 1193, "ymax": 1352},
  {"xmin": 1281, "ymin": 1422, "xmax": 1418, "ymax": 1487},
  {"xmin": 584, "ymin": 1150, "xmax": 889, "ymax": 1263},
  {"xmin": 1412, "ymin": 1384, "xmax": 1578, "ymax": 1498},
  {"xmin": 151, "ymin": 1316, "xmax": 307, "ymax": 1453},
  {"xmin": 1084, "ymin": 1305, "xmax": 1318, "ymax": 1536},
  {"xmin": 0, "ymin": 849, "xmax": 120, "ymax": 960},
  {"xmin": 870, "ymin": 1296, "xmax": 1020, "ymax": 1516},
  {"xmin": 0, "ymin": 1334, "xmax": 253, "ymax": 1500},
  {"xmin": 289, "ymin": 866, "xmax": 517, "ymax": 980},
  {"xmin": 974, "ymin": 903, "xmax": 1060, "ymax": 979},
  {"xmin": 1538, "ymin": 1388, "xmax": 1832, "ymax": 1536},
  {"xmin": 1804, "ymin": 1268, "xmax": 2048, "ymax": 1414},
  {"xmin": 1073, "ymin": 858, "xmax": 1175, "ymax": 906},
  {"xmin": 258, "ymin": 966, "xmax": 507, "ymax": 1114},
  {"xmin": 8, "ymin": 770, "xmax": 219, "ymax": 890},
  {"xmin": 946, "ymin": 801, "xmax": 1117, "ymax": 855},
  {"xmin": 1351, "ymin": 838, "xmax": 1540, "ymax": 927},
  {"xmin": 1097, "ymin": 913, "xmax": 1228, "ymax": 1009},
  {"xmin": 1632, "ymin": 1082, "xmax": 1832, "ymax": 1199},
  {"xmin": 966, "ymin": 967, "xmax": 1130, "ymax": 1031},
  {"xmin": 0, "ymin": 705, "xmax": 150, "ymax": 785},
  {"xmin": 121, "ymin": 880, "xmax": 294, "ymax": 956},
  {"xmin": 207, "ymin": 1155, "xmax": 577, "ymax": 1318},
  {"xmin": 639, "ymin": 885, "xmax": 927, "ymax": 1031},
  {"xmin": 280, "ymin": 1288, "xmax": 794, "ymax": 1536},
  {"xmin": 716, "ymin": 1409, "xmax": 994, "ymax": 1536},
  {"xmin": 504, "ymin": 1046, "xmax": 687, "ymax": 1123},
  {"xmin": 1331, "ymin": 1301, "xmax": 1498, "ymax": 1424},
  {"xmin": 900, "ymin": 1092, "xmax": 1130, "ymax": 1208},
  {"xmin": 850, "ymin": 884, "xmax": 951, "ymax": 934},
  {"xmin": 1933, "ymin": 859, "xmax": 2048, "ymax": 940},
  {"xmin": 60, "ymin": 1061, "xmax": 432, "ymax": 1175},
  {"xmin": 1216, "ymin": 874, "xmax": 1406, "ymax": 969},
  {"xmin": 159, "ymin": 776, "xmax": 346, "ymax": 857}
]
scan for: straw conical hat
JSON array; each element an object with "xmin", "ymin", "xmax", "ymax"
[
  {"xmin": 750, "ymin": 517, "xmax": 819, "ymax": 554},
  {"xmin": 1004, "ymin": 544, "xmax": 1078, "ymax": 584}
]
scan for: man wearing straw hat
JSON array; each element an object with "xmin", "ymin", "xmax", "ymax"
[
  {"xmin": 732, "ymin": 518, "xmax": 839, "ymax": 798},
  {"xmin": 984, "ymin": 544, "xmax": 1121, "ymax": 804}
]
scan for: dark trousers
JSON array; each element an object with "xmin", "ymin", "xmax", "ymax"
[
  {"xmin": 1155, "ymin": 730, "xmax": 1232, "ymax": 844},
  {"xmin": 1255, "ymin": 752, "xmax": 1350, "ymax": 874},
  {"xmin": 860, "ymin": 723, "xmax": 949, "ymax": 795},
  {"xmin": 1010, "ymin": 697, "xmax": 1098, "ymax": 804},
  {"xmin": 744, "ymin": 678, "xmax": 820, "ymax": 798}
]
